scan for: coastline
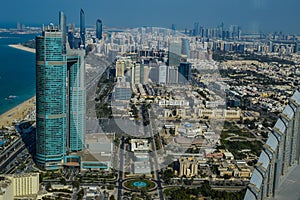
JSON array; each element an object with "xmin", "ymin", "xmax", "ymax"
[
  {"xmin": 0, "ymin": 96, "xmax": 36, "ymax": 128},
  {"xmin": 0, "ymin": 44, "xmax": 36, "ymax": 128},
  {"xmin": 8, "ymin": 44, "xmax": 36, "ymax": 53}
]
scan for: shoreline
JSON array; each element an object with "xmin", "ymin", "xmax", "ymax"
[
  {"xmin": 8, "ymin": 44, "xmax": 36, "ymax": 53},
  {"xmin": 0, "ymin": 96, "xmax": 36, "ymax": 128}
]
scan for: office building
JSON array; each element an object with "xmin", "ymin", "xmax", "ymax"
[
  {"xmin": 36, "ymin": 25, "xmax": 68, "ymax": 170},
  {"xmin": 116, "ymin": 60, "xmax": 125, "ymax": 77},
  {"xmin": 131, "ymin": 62, "xmax": 144, "ymax": 84},
  {"xmin": 179, "ymin": 157, "xmax": 198, "ymax": 177},
  {"xmin": 59, "ymin": 11, "xmax": 67, "ymax": 53},
  {"xmin": 167, "ymin": 66, "xmax": 178, "ymax": 84},
  {"xmin": 178, "ymin": 62, "xmax": 191, "ymax": 84},
  {"xmin": 96, "ymin": 19, "xmax": 103, "ymax": 40},
  {"xmin": 36, "ymin": 19, "xmax": 86, "ymax": 169},
  {"xmin": 181, "ymin": 38, "xmax": 190, "ymax": 59},
  {"xmin": 168, "ymin": 41, "xmax": 182, "ymax": 67},
  {"xmin": 67, "ymin": 49, "xmax": 86, "ymax": 152},
  {"xmin": 244, "ymin": 90, "xmax": 300, "ymax": 200},
  {"xmin": 158, "ymin": 64, "xmax": 167, "ymax": 85},
  {"xmin": 80, "ymin": 9, "xmax": 85, "ymax": 48}
]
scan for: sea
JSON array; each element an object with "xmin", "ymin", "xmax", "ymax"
[{"xmin": 0, "ymin": 31, "xmax": 37, "ymax": 115}]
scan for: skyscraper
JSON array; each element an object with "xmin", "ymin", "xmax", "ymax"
[
  {"xmin": 36, "ymin": 24, "xmax": 67, "ymax": 170},
  {"xmin": 168, "ymin": 41, "xmax": 182, "ymax": 67},
  {"xmin": 80, "ymin": 9, "xmax": 85, "ymax": 48},
  {"xmin": 96, "ymin": 19, "xmax": 103, "ymax": 40},
  {"xmin": 68, "ymin": 50, "xmax": 86, "ymax": 152},
  {"xmin": 36, "ymin": 13, "xmax": 86, "ymax": 170},
  {"xmin": 59, "ymin": 11, "xmax": 67, "ymax": 53},
  {"xmin": 178, "ymin": 62, "xmax": 191, "ymax": 84}
]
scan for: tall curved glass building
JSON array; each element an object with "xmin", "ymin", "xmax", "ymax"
[
  {"xmin": 36, "ymin": 23, "xmax": 86, "ymax": 170},
  {"xmin": 36, "ymin": 25, "xmax": 67, "ymax": 170}
]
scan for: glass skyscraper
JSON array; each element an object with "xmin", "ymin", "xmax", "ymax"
[
  {"xmin": 36, "ymin": 21, "xmax": 86, "ymax": 170},
  {"xmin": 80, "ymin": 9, "xmax": 85, "ymax": 48},
  {"xmin": 67, "ymin": 50, "xmax": 86, "ymax": 152},
  {"xmin": 36, "ymin": 25, "xmax": 67, "ymax": 170},
  {"xmin": 96, "ymin": 19, "xmax": 102, "ymax": 40}
]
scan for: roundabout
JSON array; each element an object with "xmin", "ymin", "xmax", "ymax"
[{"xmin": 123, "ymin": 178, "xmax": 157, "ymax": 192}]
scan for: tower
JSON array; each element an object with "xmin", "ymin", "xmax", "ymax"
[
  {"xmin": 96, "ymin": 19, "xmax": 103, "ymax": 40},
  {"xmin": 80, "ymin": 9, "xmax": 85, "ymax": 48},
  {"xmin": 36, "ymin": 13, "xmax": 86, "ymax": 170},
  {"xmin": 67, "ymin": 49, "xmax": 86, "ymax": 152},
  {"xmin": 178, "ymin": 62, "xmax": 191, "ymax": 84},
  {"xmin": 59, "ymin": 11, "xmax": 67, "ymax": 53},
  {"xmin": 36, "ymin": 24, "xmax": 67, "ymax": 170}
]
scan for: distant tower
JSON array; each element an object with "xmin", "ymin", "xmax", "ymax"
[
  {"xmin": 193, "ymin": 22, "xmax": 199, "ymax": 36},
  {"xmin": 178, "ymin": 62, "xmax": 191, "ymax": 84},
  {"xmin": 168, "ymin": 41, "xmax": 182, "ymax": 67},
  {"xmin": 80, "ymin": 9, "xmax": 85, "ymax": 48},
  {"xmin": 181, "ymin": 38, "xmax": 190, "ymax": 59},
  {"xmin": 36, "ymin": 25, "xmax": 67, "ymax": 170},
  {"xmin": 96, "ymin": 19, "xmax": 103, "ymax": 40},
  {"xmin": 59, "ymin": 11, "xmax": 67, "ymax": 53}
]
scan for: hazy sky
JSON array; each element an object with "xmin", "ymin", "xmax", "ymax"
[{"xmin": 1, "ymin": 0, "xmax": 300, "ymax": 34}]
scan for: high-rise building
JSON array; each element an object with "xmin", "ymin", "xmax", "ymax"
[
  {"xmin": 96, "ymin": 19, "xmax": 103, "ymax": 40},
  {"xmin": 116, "ymin": 60, "xmax": 125, "ymax": 78},
  {"xmin": 67, "ymin": 49, "xmax": 86, "ymax": 152},
  {"xmin": 181, "ymin": 38, "xmax": 190, "ymax": 59},
  {"xmin": 159, "ymin": 64, "xmax": 167, "ymax": 85},
  {"xmin": 178, "ymin": 62, "xmax": 191, "ymax": 84},
  {"xmin": 193, "ymin": 22, "xmax": 199, "ymax": 36},
  {"xmin": 59, "ymin": 11, "xmax": 67, "ymax": 53},
  {"xmin": 36, "ymin": 14, "xmax": 86, "ymax": 170},
  {"xmin": 167, "ymin": 66, "xmax": 178, "ymax": 84},
  {"xmin": 131, "ymin": 62, "xmax": 144, "ymax": 84},
  {"xmin": 36, "ymin": 24, "xmax": 67, "ymax": 170},
  {"xmin": 80, "ymin": 9, "xmax": 85, "ymax": 48},
  {"xmin": 168, "ymin": 41, "xmax": 182, "ymax": 67},
  {"xmin": 244, "ymin": 90, "xmax": 300, "ymax": 200}
]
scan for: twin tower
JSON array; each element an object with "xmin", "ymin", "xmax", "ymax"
[{"xmin": 35, "ymin": 11, "xmax": 86, "ymax": 170}]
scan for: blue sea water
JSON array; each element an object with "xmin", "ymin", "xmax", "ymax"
[{"xmin": 0, "ymin": 32, "xmax": 37, "ymax": 115}]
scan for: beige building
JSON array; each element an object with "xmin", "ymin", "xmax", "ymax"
[
  {"xmin": 0, "ymin": 177, "xmax": 13, "ymax": 200},
  {"xmin": 179, "ymin": 157, "xmax": 198, "ymax": 177},
  {"xmin": 116, "ymin": 60, "xmax": 125, "ymax": 77},
  {"xmin": 0, "ymin": 173, "xmax": 39, "ymax": 200},
  {"xmin": 198, "ymin": 109, "xmax": 241, "ymax": 119}
]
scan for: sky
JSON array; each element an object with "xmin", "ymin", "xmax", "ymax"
[{"xmin": 1, "ymin": 0, "xmax": 300, "ymax": 34}]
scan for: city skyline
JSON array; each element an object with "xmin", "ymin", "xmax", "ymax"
[{"xmin": 1, "ymin": 0, "xmax": 300, "ymax": 34}]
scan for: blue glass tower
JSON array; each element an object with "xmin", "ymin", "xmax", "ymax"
[
  {"xmin": 80, "ymin": 9, "xmax": 85, "ymax": 48},
  {"xmin": 67, "ymin": 49, "xmax": 86, "ymax": 151},
  {"xmin": 36, "ymin": 24, "xmax": 67, "ymax": 170},
  {"xmin": 178, "ymin": 62, "xmax": 191, "ymax": 84},
  {"xmin": 96, "ymin": 19, "xmax": 102, "ymax": 40}
]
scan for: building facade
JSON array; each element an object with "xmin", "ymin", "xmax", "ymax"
[
  {"xmin": 36, "ymin": 23, "xmax": 86, "ymax": 170},
  {"xmin": 244, "ymin": 90, "xmax": 300, "ymax": 200},
  {"xmin": 36, "ymin": 25, "xmax": 67, "ymax": 170}
]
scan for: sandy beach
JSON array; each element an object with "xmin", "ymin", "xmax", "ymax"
[
  {"xmin": 8, "ymin": 44, "xmax": 36, "ymax": 53},
  {"xmin": 0, "ymin": 96, "xmax": 36, "ymax": 128}
]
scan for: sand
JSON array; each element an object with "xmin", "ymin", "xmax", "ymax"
[
  {"xmin": 8, "ymin": 44, "xmax": 36, "ymax": 53},
  {"xmin": 0, "ymin": 96, "xmax": 36, "ymax": 128}
]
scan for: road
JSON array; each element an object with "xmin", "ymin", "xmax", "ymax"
[
  {"xmin": 117, "ymin": 137, "xmax": 125, "ymax": 200},
  {"xmin": 149, "ymin": 110, "xmax": 164, "ymax": 200},
  {"xmin": 85, "ymin": 57, "xmax": 110, "ymax": 91}
]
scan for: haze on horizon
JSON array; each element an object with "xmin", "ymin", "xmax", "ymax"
[{"xmin": 1, "ymin": 0, "xmax": 300, "ymax": 34}]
